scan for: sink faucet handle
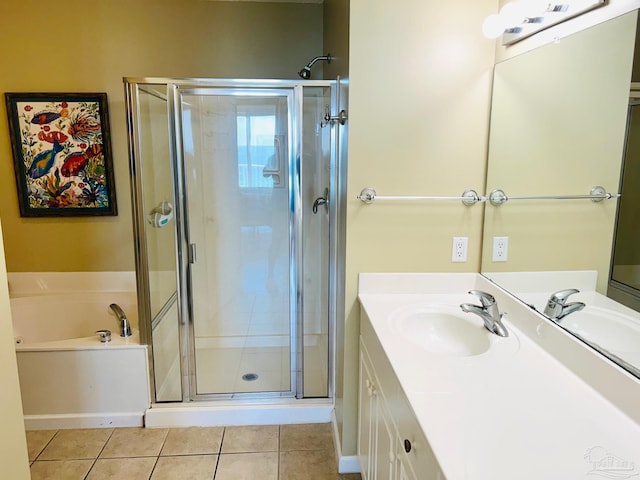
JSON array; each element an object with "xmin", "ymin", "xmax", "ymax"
[
  {"xmin": 468, "ymin": 290, "xmax": 496, "ymax": 308},
  {"xmin": 549, "ymin": 288, "xmax": 580, "ymax": 305}
]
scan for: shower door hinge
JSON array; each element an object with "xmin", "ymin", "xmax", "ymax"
[
  {"xmin": 188, "ymin": 243, "xmax": 197, "ymax": 264},
  {"xmin": 321, "ymin": 106, "xmax": 348, "ymax": 128}
]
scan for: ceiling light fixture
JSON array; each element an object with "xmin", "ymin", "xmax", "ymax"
[{"xmin": 483, "ymin": 0, "xmax": 607, "ymax": 45}]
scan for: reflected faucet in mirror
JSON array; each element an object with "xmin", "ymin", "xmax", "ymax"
[
  {"xmin": 543, "ymin": 289, "xmax": 586, "ymax": 322},
  {"xmin": 460, "ymin": 290, "xmax": 509, "ymax": 337}
]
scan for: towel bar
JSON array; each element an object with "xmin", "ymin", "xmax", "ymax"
[{"xmin": 357, "ymin": 188, "xmax": 484, "ymax": 206}]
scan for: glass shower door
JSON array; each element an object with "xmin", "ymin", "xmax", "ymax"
[
  {"xmin": 302, "ymin": 86, "xmax": 332, "ymax": 397},
  {"xmin": 129, "ymin": 84, "xmax": 182, "ymax": 402},
  {"xmin": 179, "ymin": 89, "xmax": 294, "ymax": 397}
]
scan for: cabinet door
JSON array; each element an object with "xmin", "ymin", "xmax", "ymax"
[
  {"xmin": 358, "ymin": 349, "xmax": 375, "ymax": 480},
  {"xmin": 397, "ymin": 457, "xmax": 417, "ymax": 480},
  {"xmin": 374, "ymin": 397, "xmax": 396, "ymax": 480}
]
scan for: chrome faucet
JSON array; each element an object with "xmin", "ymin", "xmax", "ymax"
[
  {"xmin": 460, "ymin": 290, "xmax": 509, "ymax": 337},
  {"xmin": 543, "ymin": 289, "xmax": 585, "ymax": 322},
  {"xmin": 109, "ymin": 303, "xmax": 132, "ymax": 337}
]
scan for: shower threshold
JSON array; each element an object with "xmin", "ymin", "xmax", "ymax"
[{"xmin": 144, "ymin": 397, "xmax": 333, "ymax": 428}]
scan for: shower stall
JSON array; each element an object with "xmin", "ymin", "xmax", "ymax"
[{"xmin": 124, "ymin": 78, "xmax": 340, "ymax": 408}]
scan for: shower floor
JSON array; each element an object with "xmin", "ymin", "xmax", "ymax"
[
  {"xmin": 189, "ymin": 278, "xmax": 328, "ymax": 397},
  {"xmin": 193, "ymin": 339, "xmax": 327, "ymax": 396},
  {"xmin": 196, "ymin": 344, "xmax": 290, "ymax": 394}
]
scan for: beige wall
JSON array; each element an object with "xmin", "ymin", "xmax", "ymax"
[
  {"xmin": 342, "ymin": 0, "xmax": 497, "ymax": 456},
  {"xmin": 0, "ymin": 0, "xmax": 322, "ymax": 272},
  {"xmin": 323, "ymin": 0, "xmax": 350, "ymax": 81},
  {"xmin": 0, "ymin": 223, "xmax": 30, "ymax": 478}
]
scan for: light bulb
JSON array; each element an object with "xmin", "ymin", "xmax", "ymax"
[
  {"xmin": 499, "ymin": 1, "xmax": 528, "ymax": 27},
  {"xmin": 522, "ymin": 0, "xmax": 550, "ymax": 18},
  {"xmin": 482, "ymin": 14, "xmax": 506, "ymax": 39}
]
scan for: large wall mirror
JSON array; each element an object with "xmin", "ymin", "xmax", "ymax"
[{"xmin": 481, "ymin": 10, "xmax": 640, "ymax": 377}]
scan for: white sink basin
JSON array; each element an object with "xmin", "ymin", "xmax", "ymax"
[{"xmin": 389, "ymin": 304, "xmax": 492, "ymax": 357}]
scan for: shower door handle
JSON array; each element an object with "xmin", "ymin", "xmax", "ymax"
[{"xmin": 312, "ymin": 188, "xmax": 329, "ymax": 214}]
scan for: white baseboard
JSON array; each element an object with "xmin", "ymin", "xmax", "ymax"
[
  {"xmin": 332, "ymin": 410, "xmax": 361, "ymax": 474},
  {"xmin": 24, "ymin": 412, "xmax": 144, "ymax": 430}
]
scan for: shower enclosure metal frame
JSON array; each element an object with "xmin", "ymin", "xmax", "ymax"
[{"xmin": 124, "ymin": 77, "xmax": 340, "ymax": 404}]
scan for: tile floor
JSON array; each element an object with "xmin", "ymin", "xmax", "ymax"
[{"xmin": 26, "ymin": 423, "xmax": 362, "ymax": 480}]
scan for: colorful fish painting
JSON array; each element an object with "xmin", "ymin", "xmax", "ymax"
[
  {"xmin": 6, "ymin": 93, "xmax": 116, "ymax": 215},
  {"xmin": 68, "ymin": 114, "xmax": 101, "ymax": 143},
  {"xmin": 30, "ymin": 111, "xmax": 61, "ymax": 125},
  {"xmin": 28, "ymin": 139, "xmax": 63, "ymax": 179},
  {"xmin": 60, "ymin": 152, "xmax": 88, "ymax": 177},
  {"xmin": 37, "ymin": 130, "xmax": 69, "ymax": 144},
  {"xmin": 84, "ymin": 144, "xmax": 103, "ymax": 159}
]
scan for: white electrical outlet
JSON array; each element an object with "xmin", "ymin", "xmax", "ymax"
[
  {"xmin": 493, "ymin": 236, "xmax": 508, "ymax": 262},
  {"xmin": 452, "ymin": 237, "xmax": 468, "ymax": 262}
]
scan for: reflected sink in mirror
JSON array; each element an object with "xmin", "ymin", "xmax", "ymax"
[
  {"xmin": 483, "ymin": 270, "xmax": 640, "ymax": 377},
  {"xmin": 559, "ymin": 306, "xmax": 640, "ymax": 366},
  {"xmin": 388, "ymin": 304, "xmax": 517, "ymax": 358}
]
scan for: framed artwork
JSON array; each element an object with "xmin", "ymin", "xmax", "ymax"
[{"xmin": 5, "ymin": 92, "xmax": 117, "ymax": 217}]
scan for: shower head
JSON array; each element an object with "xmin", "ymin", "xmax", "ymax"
[
  {"xmin": 298, "ymin": 66, "xmax": 312, "ymax": 79},
  {"xmin": 298, "ymin": 54, "xmax": 332, "ymax": 79}
]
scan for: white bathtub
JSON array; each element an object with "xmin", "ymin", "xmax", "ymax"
[{"xmin": 8, "ymin": 273, "xmax": 150, "ymax": 430}]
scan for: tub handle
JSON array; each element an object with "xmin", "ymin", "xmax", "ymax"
[{"xmin": 96, "ymin": 330, "xmax": 112, "ymax": 343}]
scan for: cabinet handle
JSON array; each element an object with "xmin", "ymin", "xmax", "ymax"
[{"xmin": 404, "ymin": 439, "xmax": 412, "ymax": 453}]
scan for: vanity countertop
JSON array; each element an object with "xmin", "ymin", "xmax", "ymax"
[{"xmin": 358, "ymin": 273, "xmax": 640, "ymax": 480}]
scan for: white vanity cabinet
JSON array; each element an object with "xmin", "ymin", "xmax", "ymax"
[
  {"xmin": 358, "ymin": 307, "xmax": 444, "ymax": 480},
  {"xmin": 358, "ymin": 338, "xmax": 397, "ymax": 480},
  {"xmin": 357, "ymin": 273, "xmax": 640, "ymax": 480}
]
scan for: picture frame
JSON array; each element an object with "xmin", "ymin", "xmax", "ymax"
[{"xmin": 4, "ymin": 92, "xmax": 117, "ymax": 217}]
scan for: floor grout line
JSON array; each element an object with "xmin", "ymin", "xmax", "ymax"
[
  {"xmin": 32, "ymin": 429, "xmax": 59, "ymax": 463},
  {"xmin": 212, "ymin": 426, "xmax": 225, "ymax": 479}
]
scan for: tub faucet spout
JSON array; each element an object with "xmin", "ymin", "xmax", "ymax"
[{"xmin": 109, "ymin": 303, "xmax": 132, "ymax": 337}]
